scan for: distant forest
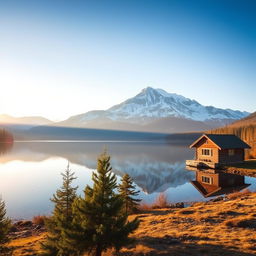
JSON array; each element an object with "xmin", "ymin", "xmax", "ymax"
[
  {"xmin": 210, "ymin": 112, "xmax": 256, "ymax": 159},
  {"xmin": 0, "ymin": 128, "xmax": 13, "ymax": 143}
]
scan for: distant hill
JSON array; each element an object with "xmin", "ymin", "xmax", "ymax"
[
  {"xmin": 0, "ymin": 114, "xmax": 53, "ymax": 127},
  {"xmin": 210, "ymin": 111, "xmax": 256, "ymax": 159},
  {"xmin": 225, "ymin": 112, "xmax": 256, "ymax": 127}
]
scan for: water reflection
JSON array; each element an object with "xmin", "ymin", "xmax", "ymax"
[
  {"xmin": 0, "ymin": 141, "xmax": 194, "ymax": 193},
  {"xmin": 0, "ymin": 142, "xmax": 13, "ymax": 156},
  {"xmin": 0, "ymin": 141, "xmax": 255, "ymax": 218},
  {"xmin": 187, "ymin": 167, "xmax": 250, "ymax": 197}
]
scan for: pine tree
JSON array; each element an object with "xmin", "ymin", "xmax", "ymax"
[
  {"xmin": 68, "ymin": 152, "xmax": 140, "ymax": 256},
  {"xmin": 41, "ymin": 163, "xmax": 78, "ymax": 256},
  {"xmin": 0, "ymin": 197, "xmax": 11, "ymax": 249},
  {"xmin": 119, "ymin": 173, "xmax": 141, "ymax": 215}
]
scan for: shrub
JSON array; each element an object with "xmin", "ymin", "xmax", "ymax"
[
  {"xmin": 32, "ymin": 215, "xmax": 47, "ymax": 226},
  {"xmin": 152, "ymin": 193, "xmax": 169, "ymax": 208}
]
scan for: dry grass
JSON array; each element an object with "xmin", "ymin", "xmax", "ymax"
[
  {"xmin": 5, "ymin": 193, "xmax": 256, "ymax": 256},
  {"xmin": 7, "ymin": 234, "xmax": 45, "ymax": 256},
  {"xmin": 32, "ymin": 215, "xmax": 47, "ymax": 226},
  {"xmin": 224, "ymin": 217, "xmax": 256, "ymax": 228},
  {"xmin": 137, "ymin": 202, "xmax": 153, "ymax": 211},
  {"xmin": 226, "ymin": 189, "xmax": 252, "ymax": 200},
  {"xmin": 138, "ymin": 193, "xmax": 170, "ymax": 211}
]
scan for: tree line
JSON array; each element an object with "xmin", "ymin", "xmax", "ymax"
[
  {"xmin": 0, "ymin": 129, "xmax": 13, "ymax": 143},
  {"xmin": 210, "ymin": 125, "xmax": 256, "ymax": 159},
  {"xmin": 0, "ymin": 153, "xmax": 141, "ymax": 256}
]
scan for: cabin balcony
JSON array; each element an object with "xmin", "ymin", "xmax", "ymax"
[{"xmin": 185, "ymin": 160, "xmax": 221, "ymax": 169}]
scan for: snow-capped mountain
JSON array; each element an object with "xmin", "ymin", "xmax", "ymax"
[
  {"xmin": 108, "ymin": 87, "xmax": 248, "ymax": 121},
  {"xmin": 58, "ymin": 87, "xmax": 249, "ymax": 132}
]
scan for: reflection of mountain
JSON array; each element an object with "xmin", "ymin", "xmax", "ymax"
[
  {"xmin": 113, "ymin": 161, "xmax": 192, "ymax": 193},
  {"xmin": 0, "ymin": 141, "xmax": 194, "ymax": 193}
]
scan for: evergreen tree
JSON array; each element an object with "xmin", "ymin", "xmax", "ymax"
[
  {"xmin": 0, "ymin": 197, "xmax": 11, "ymax": 249},
  {"xmin": 41, "ymin": 163, "xmax": 78, "ymax": 256},
  {"xmin": 119, "ymin": 174, "xmax": 141, "ymax": 215},
  {"xmin": 68, "ymin": 152, "xmax": 140, "ymax": 256}
]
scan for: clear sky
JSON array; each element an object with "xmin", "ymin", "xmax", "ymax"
[{"xmin": 0, "ymin": 0, "xmax": 255, "ymax": 120}]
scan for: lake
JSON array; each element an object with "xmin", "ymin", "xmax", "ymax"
[{"xmin": 0, "ymin": 140, "xmax": 255, "ymax": 219}]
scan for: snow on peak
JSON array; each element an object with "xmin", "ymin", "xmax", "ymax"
[
  {"xmin": 66, "ymin": 87, "xmax": 249, "ymax": 125},
  {"xmin": 107, "ymin": 87, "xmax": 249, "ymax": 121}
]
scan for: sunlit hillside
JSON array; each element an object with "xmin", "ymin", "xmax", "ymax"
[{"xmin": 210, "ymin": 112, "xmax": 256, "ymax": 159}]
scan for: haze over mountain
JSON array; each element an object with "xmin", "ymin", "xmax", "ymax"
[
  {"xmin": 0, "ymin": 114, "xmax": 53, "ymax": 127},
  {"xmin": 210, "ymin": 111, "xmax": 256, "ymax": 159},
  {"xmin": 0, "ymin": 87, "xmax": 249, "ymax": 134},
  {"xmin": 57, "ymin": 87, "xmax": 249, "ymax": 133}
]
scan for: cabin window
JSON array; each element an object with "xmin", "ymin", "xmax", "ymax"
[
  {"xmin": 201, "ymin": 176, "xmax": 212, "ymax": 184},
  {"xmin": 228, "ymin": 149, "xmax": 235, "ymax": 156},
  {"xmin": 201, "ymin": 149, "xmax": 213, "ymax": 156}
]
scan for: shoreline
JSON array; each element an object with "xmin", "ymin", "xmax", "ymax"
[{"xmin": 6, "ymin": 191, "xmax": 256, "ymax": 256}]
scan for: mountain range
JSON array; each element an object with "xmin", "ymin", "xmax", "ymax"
[
  {"xmin": 0, "ymin": 87, "xmax": 250, "ymax": 133},
  {"xmin": 56, "ymin": 87, "xmax": 249, "ymax": 132}
]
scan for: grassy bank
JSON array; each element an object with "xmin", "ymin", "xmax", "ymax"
[
  {"xmin": 225, "ymin": 160, "xmax": 256, "ymax": 177},
  {"xmin": 6, "ymin": 192, "xmax": 256, "ymax": 256}
]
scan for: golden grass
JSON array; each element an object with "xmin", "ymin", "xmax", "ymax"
[
  {"xmin": 6, "ymin": 193, "xmax": 256, "ymax": 256},
  {"xmin": 226, "ymin": 188, "xmax": 252, "ymax": 200},
  {"xmin": 7, "ymin": 234, "xmax": 45, "ymax": 256}
]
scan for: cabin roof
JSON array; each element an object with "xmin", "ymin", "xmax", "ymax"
[{"xmin": 189, "ymin": 134, "xmax": 251, "ymax": 149}]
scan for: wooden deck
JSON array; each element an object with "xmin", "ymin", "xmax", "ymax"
[
  {"xmin": 185, "ymin": 160, "xmax": 221, "ymax": 169},
  {"xmin": 186, "ymin": 159, "xmax": 256, "ymax": 177}
]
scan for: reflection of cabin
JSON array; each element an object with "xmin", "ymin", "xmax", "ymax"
[
  {"xmin": 190, "ymin": 169, "xmax": 250, "ymax": 197},
  {"xmin": 186, "ymin": 134, "xmax": 251, "ymax": 169}
]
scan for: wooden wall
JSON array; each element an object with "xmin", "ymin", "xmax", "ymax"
[
  {"xmin": 194, "ymin": 137, "xmax": 245, "ymax": 164},
  {"xmin": 195, "ymin": 137, "xmax": 219, "ymax": 163},
  {"xmin": 218, "ymin": 148, "xmax": 244, "ymax": 164},
  {"xmin": 196, "ymin": 171, "xmax": 245, "ymax": 187}
]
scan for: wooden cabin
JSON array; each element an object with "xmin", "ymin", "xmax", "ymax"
[
  {"xmin": 186, "ymin": 134, "xmax": 251, "ymax": 169},
  {"xmin": 190, "ymin": 169, "xmax": 250, "ymax": 197}
]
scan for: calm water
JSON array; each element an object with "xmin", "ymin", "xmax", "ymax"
[{"xmin": 0, "ymin": 141, "xmax": 255, "ymax": 219}]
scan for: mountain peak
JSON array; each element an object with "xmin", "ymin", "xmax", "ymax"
[
  {"xmin": 141, "ymin": 87, "xmax": 168, "ymax": 96},
  {"xmin": 140, "ymin": 87, "xmax": 186, "ymax": 100},
  {"xmin": 60, "ymin": 87, "xmax": 249, "ymax": 130},
  {"xmin": 141, "ymin": 86, "xmax": 156, "ymax": 92}
]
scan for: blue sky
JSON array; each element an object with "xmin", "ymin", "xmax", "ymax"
[{"xmin": 0, "ymin": 0, "xmax": 255, "ymax": 120}]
